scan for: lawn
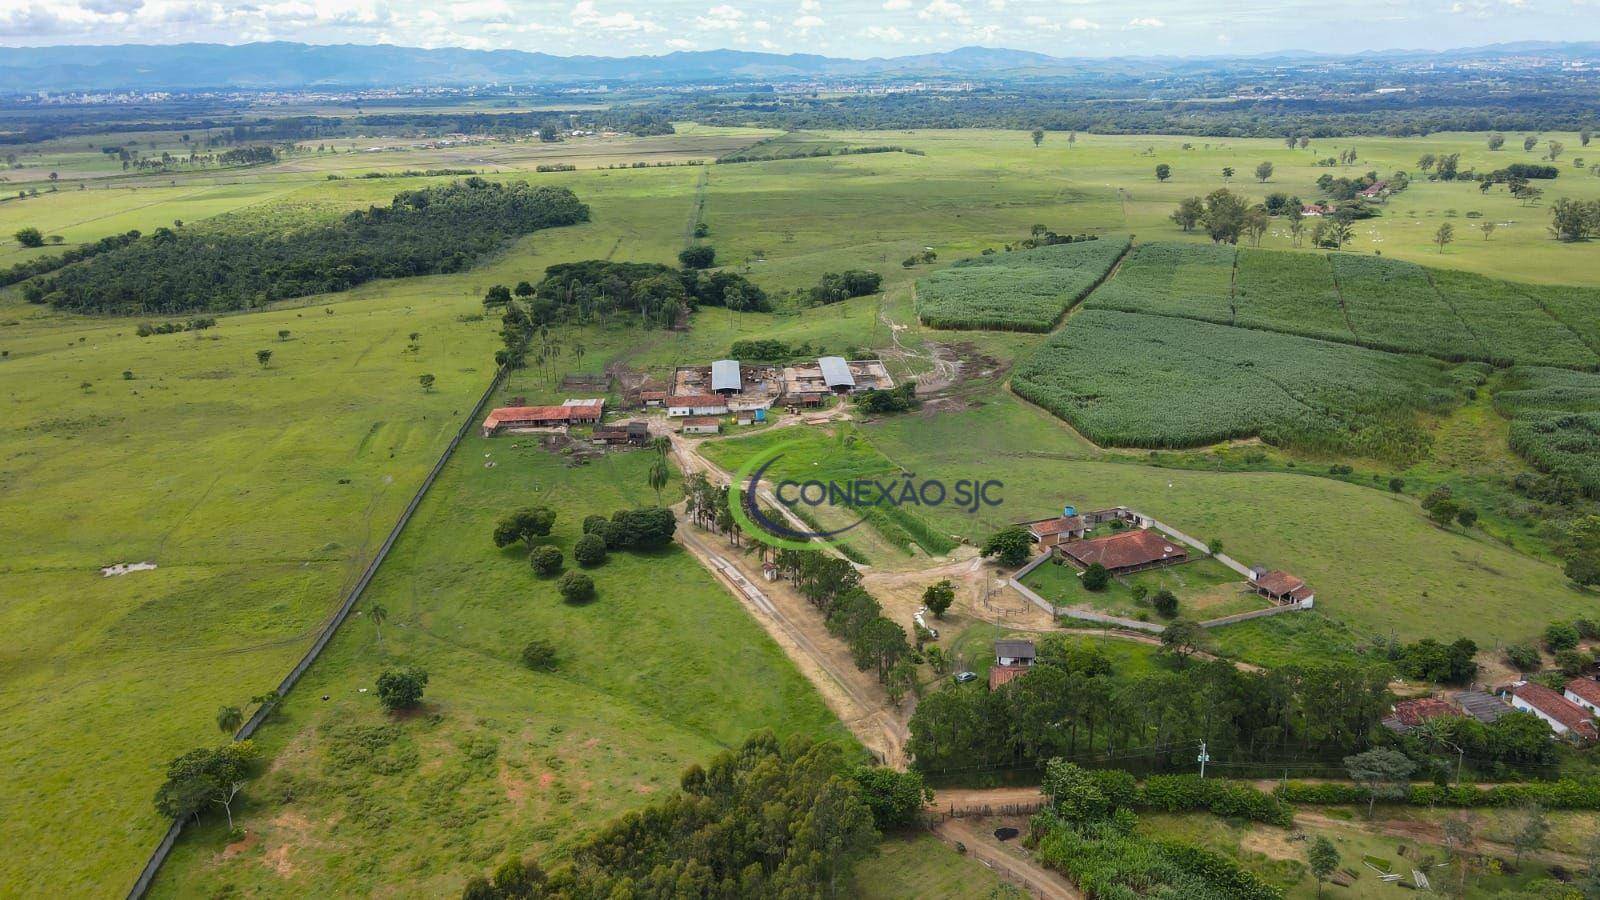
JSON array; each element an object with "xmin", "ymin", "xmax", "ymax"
[
  {"xmin": 1022, "ymin": 554, "xmax": 1263, "ymax": 622},
  {"xmin": 851, "ymin": 833, "xmax": 1007, "ymax": 900}
]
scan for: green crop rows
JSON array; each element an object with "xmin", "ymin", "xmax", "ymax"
[
  {"xmin": 1496, "ymin": 366, "xmax": 1600, "ymax": 497},
  {"xmin": 1330, "ymin": 254, "xmax": 1485, "ymax": 360},
  {"xmin": 1083, "ymin": 241, "xmax": 1236, "ymax": 324},
  {"xmin": 1429, "ymin": 269, "xmax": 1598, "ymax": 368},
  {"xmin": 1011, "ymin": 308, "xmax": 1458, "ymax": 461},
  {"xmin": 915, "ymin": 236, "xmax": 1128, "ymax": 331},
  {"xmin": 1232, "ymin": 247, "xmax": 1353, "ymax": 342}
]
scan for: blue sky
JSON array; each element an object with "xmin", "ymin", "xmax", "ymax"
[{"xmin": 0, "ymin": 0, "xmax": 1586, "ymax": 57}]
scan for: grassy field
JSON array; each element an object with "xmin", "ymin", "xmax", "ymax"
[
  {"xmin": 851, "ymin": 833, "xmax": 1008, "ymax": 900},
  {"xmin": 1022, "ymin": 555, "xmax": 1264, "ymax": 622},
  {"xmin": 151, "ymin": 408, "xmax": 851, "ymax": 897}
]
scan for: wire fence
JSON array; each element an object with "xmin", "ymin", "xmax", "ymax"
[{"xmin": 125, "ymin": 363, "xmax": 509, "ymax": 900}]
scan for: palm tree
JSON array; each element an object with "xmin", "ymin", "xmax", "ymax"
[
  {"xmin": 368, "ymin": 602, "xmax": 388, "ymax": 649},
  {"xmin": 216, "ymin": 705, "xmax": 243, "ymax": 735},
  {"xmin": 648, "ymin": 458, "xmax": 670, "ymax": 506}
]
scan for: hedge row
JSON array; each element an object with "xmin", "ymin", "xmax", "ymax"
[
  {"xmin": 1153, "ymin": 839, "xmax": 1286, "ymax": 900},
  {"xmin": 1135, "ymin": 774, "xmax": 1295, "ymax": 827},
  {"xmin": 1274, "ymin": 777, "xmax": 1600, "ymax": 809}
]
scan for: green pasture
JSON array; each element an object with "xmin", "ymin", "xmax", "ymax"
[
  {"xmin": 851, "ymin": 833, "xmax": 1007, "ymax": 900},
  {"xmin": 1022, "ymin": 555, "xmax": 1262, "ymax": 622}
]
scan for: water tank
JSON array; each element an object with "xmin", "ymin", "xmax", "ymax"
[{"xmin": 1063, "ymin": 505, "xmax": 1076, "ymax": 518}]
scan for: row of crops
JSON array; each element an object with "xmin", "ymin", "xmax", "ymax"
[
  {"xmin": 1010, "ymin": 309, "xmax": 1461, "ymax": 463},
  {"xmin": 1077, "ymin": 243, "xmax": 1600, "ymax": 370},
  {"xmin": 1496, "ymin": 366, "xmax": 1600, "ymax": 498},
  {"xmin": 914, "ymin": 236, "xmax": 1129, "ymax": 331}
]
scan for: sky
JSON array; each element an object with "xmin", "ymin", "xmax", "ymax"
[{"xmin": 0, "ymin": 0, "xmax": 1588, "ymax": 58}]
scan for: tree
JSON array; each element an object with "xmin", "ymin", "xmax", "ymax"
[
  {"xmin": 1067, "ymin": 131, "xmax": 1077, "ymax": 150},
  {"xmin": 1170, "ymin": 196, "xmax": 1204, "ymax": 231},
  {"xmin": 607, "ymin": 507, "xmax": 676, "ymax": 549},
  {"xmin": 1152, "ymin": 589, "xmax": 1179, "ymax": 618},
  {"xmin": 1488, "ymin": 133, "xmax": 1506, "ymax": 151},
  {"xmin": 1584, "ymin": 128, "xmax": 1595, "ymax": 148},
  {"xmin": 1308, "ymin": 836, "xmax": 1340, "ymax": 898},
  {"xmin": 375, "ymin": 666, "xmax": 428, "ymax": 711},
  {"xmin": 152, "ymin": 741, "xmax": 259, "ymax": 828},
  {"xmin": 1287, "ymin": 205, "xmax": 1307, "ymax": 247},
  {"xmin": 1254, "ymin": 161, "xmax": 1274, "ymax": 182},
  {"xmin": 1564, "ymin": 516, "xmax": 1600, "ymax": 587},
  {"xmin": 368, "ymin": 601, "xmax": 387, "ymax": 649},
  {"xmin": 255, "ymin": 349, "xmax": 272, "ymax": 367},
  {"xmin": 1480, "ymin": 220, "xmax": 1497, "ymax": 241},
  {"xmin": 1433, "ymin": 222, "xmax": 1455, "ymax": 253},
  {"xmin": 1543, "ymin": 621, "xmax": 1580, "ymax": 652},
  {"xmin": 521, "ymin": 638, "xmax": 558, "ymax": 671},
  {"xmin": 1200, "ymin": 188, "xmax": 1250, "ymax": 244},
  {"xmin": 1041, "ymin": 759, "xmax": 1112, "ymax": 824},
  {"xmin": 1549, "ymin": 197, "xmax": 1600, "ymax": 241},
  {"xmin": 1548, "ymin": 140, "xmax": 1566, "ymax": 162},
  {"xmin": 852, "ymin": 766, "xmax": 931, "ymax": 829},
  {"xmin": 1159, "ymin": 618, "xmax": 1208, "ymax": 660},
  {"xmin": 1525, "ymin": 135, "xmax": 1539, "ymax": 152},
  {"xmin": 1221, "ymin": 166, "xmax": 1234, "ymax": 181},
  {"xmin": 922, "ymin": 580, "xmax": 955, "ymax": 619},
  {"xmin": 1154, "ymin": 163, "xmax": 1171, "ymax": 182},
  {"xmin": 647, "ymin": 456, "xmax": 670, "ymax": 506},
  {"xmin": 573, "ymin": 533, "xmax": 608, "ymax": 567},
  {"xmin": 1428, "ymin": 498, "xmax": 1461, "ymax": 526},
  {"xmin": 1505, "ymin": 644, "xmax": 1541, "ymax": 672},
  {"xmin": 277, "ymin": 329, "xmax": 290, "ymax": 341},
  {"xmin": 1031, "ymin": 128, "xmax": 1044, "ymax": 147},
  {"xmin": 1081, "ymin": 562, "xmax": 1110, "ymax": 591},
  {"xmin": 558, "ymin": 571, "xmax": 595, "ymax": 603},
  {"xmin": 513, "ymin": 280, "xmax": 534, "ymax": 298},
  {"xmin": 1244, "ymin": 206, "xmax": 1269, "ymax": 246},
  {"xmin": 216, "ymin": 705, "xmax": 243, "ymax": 735},
  {"xmin": 1456, "ymin": 507, "xmax": 1477, "ymax": 528},
  {"xmin": 1344, "ymin": 748, "xmax": 1415, "ymax": 817},
  {"xmin": 980, "ymin": 526, "xmax": 1033, "ymax": 567},
  {"xmin": 1513, "ymin": 803, "xmax": 1550, "ymax": 867},
  {"xmin": 14, "ymin": 226, "xmax": 44, "ymax": 247},
  {"xmin": 678, "ymin": 245, "xmax": 715, "ymax": 269},
  {"xmin": 418, "ymin": 373, "xmax": 435, "ymax": 392},
  {"xmin": 483, "ymin": 284, "xmax": 513, "ymax": 306},
  {"xmin": 493, "ymin": 507, "xmax": 556, "ymax": 550},
  {"xmin": 1418, "ymin": 153, "xmax": 1437, "ymax": 173},
  {"xmin": 530, "ymin": 545, "xmax": 563, "ymax": 576}
]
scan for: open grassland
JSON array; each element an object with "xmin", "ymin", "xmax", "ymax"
[
  {"xmin": 1011, "ymin": 308, "xmax": 1458, "ymax": 459},
  {"xmin": 915, "ymin": 236, "xmax": 1128, "ymax": 331},
  {"xmin": 0, "ymin": 163, "xmax": 699, "ymax": 894},
  {"xmin": 851, "ymin": 833, "xmax": 1006, "ymax": 900},
  {"xmin": 152, "ymin": 421, "xmax": 849, "ymax": 897},
  {"xmin": 860, "ymin": 392, "xmax": 1595, "ymax": 651},
  {"xmin": 1023, "ymin": 555, "xmax": 1264, "ymax": 622}
]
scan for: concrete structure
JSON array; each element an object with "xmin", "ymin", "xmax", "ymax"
[
  {"xmin": 782, "ymin": 358, "xmax": 895, "ymax": 405},
  {"xmin": 680, "ymin": 416, "xmax": 722, "ymax": 435},
  {"xmin": 673, "ymin": 361, "xmax": 783, "ymax": 411},
  {"xmin": 1509, "ymin": 681, "xmax": 1599, "ymax": 742},
  {"xmin": 1023, "ymin": 515, "xmax": 1086, "ymax": 548},
  {"xmin": 666, "ymin": 394, "xmax": 730, "ymax": 417},
  {"xmin": 1455, "ymin": 690, "xmax": 1512, "ymax": 725}
]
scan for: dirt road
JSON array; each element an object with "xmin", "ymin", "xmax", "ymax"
[{"xmin": 929, "ymin": 817, "xmax": 1082, "ymax": 900}]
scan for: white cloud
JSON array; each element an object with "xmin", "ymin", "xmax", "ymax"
[
  {"xmin": 1067, "ymin": 16, "xmax": 1098, "ymax": 30},
  {"xmin": 666, "ymin": 36, "xmax": 694, "ymax": 48},
  {"xmin": 799, "ymin": 0, "xmax": 821, "ymax": 10},
  {"xmin": 570, "ymin": 0, "xmax": 660, "ymax": 33},
  {"xmin": 986, "ymin": 0, "xmax": 1005, "ymax": 9},
  {"xmin": 695, "ymin": 4, "xmax": 744, "ymax": 30},
  {"xmin": 793, "ymin": 12, "xmax": 824, "ymax": 29},
  {"xmin": 918, "ymin": 0, "xmax": 969, "ymax": 24},
  {"xmin": 862, "ymin": 24, "xmax": 906, "ymax": 41},
  {"xmin": 883, "ymin": 0, "xmax": 912, "ymax": 8},
  {"xmin": 79, "ymin": 0, "xmax": 144, "ymax": 13},
  {"xmin": 1127, "ymin": 16, "xmax": 1165, "ymax": 28}
]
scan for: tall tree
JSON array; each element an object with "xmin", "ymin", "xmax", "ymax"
[
  {"xmin": 1433, "ymin": 222, "xmax": 1455, "ymax": 254},
  {"xmin": 1254, "ymin": 161, "xmax": 1274, "ymax": 182},
  {"xmin": 1031, "ymin": 129, "xmax": 1044, "ymax": 147},
  {"xmin": 368, "ymin": 602, "xmax": 388, "ymax": 649},
  {"xmin": 1308, "ymin": 836, "xmax": 1340, "ymax": 898},
  {"xmin": 1344, "ymin": 748, "xmax": 1415, "ymax": 817}
]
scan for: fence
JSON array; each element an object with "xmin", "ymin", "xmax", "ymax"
[{"xmin": 125, "ymin": 364, "xmax": 510, "ymax": 900}]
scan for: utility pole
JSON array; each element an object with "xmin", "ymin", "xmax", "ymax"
[{"xmin": 1197, "ymin": 741, "xmax": 1210, "ymax": 779}]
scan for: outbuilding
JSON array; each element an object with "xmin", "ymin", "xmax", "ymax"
[{"xmin": 680, "ymin": 416, "xmax": 722, "ymax": 435}]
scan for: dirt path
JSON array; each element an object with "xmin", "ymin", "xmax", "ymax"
[
  {"xmin": 930, "ymin": 817, "xmax": 1082, "ymax": 900},
  {"xmin": 1291, "ymin": 809, "xmax": 1589, "ymax": 869}
]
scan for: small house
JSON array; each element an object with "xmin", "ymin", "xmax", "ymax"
[
  {"xmin": 667, "ymin": 394, "xmax": 730, "ymax": 417},
  {"xmin": 990, "ymin": 639, "xmax": 1037, "ymax": 690},
  {"xmin": 1302, "ymin": 203, "xmax": 1332, "ymax": 217},
  {"xmin": 1509, "ymin": 681, "xmax": 1598, "ymax": 743},
  {"xmin": 1567, "ymin": 678, "xmax": 1600, "ymax": 716},
  {"xmin": 640, "ymin": 390, "xmax": 667, "ymax": 408},
  {"xmin": 1249, "ymin": 569, "xmax": 1315, "ymax": 606},
  {"xmin": 1058, "ymin": 529, "xmax": 1186, "ymax": 575},
  {"xmin": 1023, "ymin": 514, "xmax": 1086, "ymax": 548},
  {"xmin": 680, "ymin": 416, "xmax": 722, "ymax": 435}
]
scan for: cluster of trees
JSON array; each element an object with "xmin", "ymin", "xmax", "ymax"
[
  {"xmin": 153, "ymin": 741, "xmax": 260, "ymax": 832},
  {"xmin": 26, "ymin": 180, "xmax": 589, "ymax": 315},
  {"xmin": 1549, "ymin": 197, "xmax": 1600, "ymax": 241},
  {"xmin": 1421, "ymin": 484, "xmax": 1479, "ymax": 531},
  {"xmin": 1388, "ymin": 637, "xmax": 1479, "ymax": 685},
  {"xmin": 136, "ymin": 316, "xmax": 216, "ymax": 336},
  {"xmin": 901, "ymin": 249, "xmax": 937, "ymax": 268},
  {"xmin": 727, "ymin": 337, "xmax": 822, "ymax": 361},
  {"xmin": 907, "ymin": 634, "xmax": 1393, "ymax": 776},
  {"xmin": 502, "ymin": 258, "xmax": 771, "ymax": 332},
  {"xmin": 499, "ymin": 503, "xmax": 675, "ymax": 604},
  {"xmin": 1388, "ymin": 709, "xmax": 1568, "ymax": 778},
  {"xmin": 1168, "ymin": 188, "xmax": 1270, "ymax": 245},
  {"xmin": 807, "ymin": 269, "xmax": 881, "ymax": 305},
  {"xmin": 854, "ymin": 380, "xmax": 918, "ymax": 415},
  {"xmin": 1001, "ymin": 226, "xmax": 1100, "ymax": 252},
  {"xmin": 216, "ymin": 145, "xmax": 277, "ymax": 166},
  {"xmin": 770, "ymin": 549, "xmax": 917, "ymax": 702},
  {"xmin": 461, "ymin": 732, "xmax": 891, "ymax": 898}
]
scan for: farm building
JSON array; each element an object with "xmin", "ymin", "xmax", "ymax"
[
  {"xmin": 1381, "ymin": 697, "xmax": 1463, "ymax": 735},
  {"xmin": 481, "ymin": 399, "xmax": 605, "ymax": 437},
  {"xmin": 1022, "ymin": 514, "xmax": 1086, "ymax": 548},
  {"xmin": 1508, "ymin": 681, "xmax": 1598, "ymax": 743},
  {"xmin": 680, "ymin": 416, "xmax": 722, "ymax": 435},
  {"xmin": 1249, "ymin": 568, "xmax": 1315, "ymax": 605},
  {"xmin": 1302, "ymin": 203, "xmax": 1332, "ymax": 217},
  {"xmin": 782, "ymin": 358, "xmax": 895, "ymax": 405},
  {"xmin": 1567, "ymin": 678, "xmax": 1600, "ymax": 716},
  {"xmin": 1359, "ymin": 181, "xmax": 1389, "ymax": 198},
  {"xmin": 1057, "ymin": 528, "xmax": 1187, "ymax": 575},
  {"xmin": 1454, "ymin": 690, "xmax": 1512, "ymax": 724},
  {"xmin": 672, "ymin": 361, "xmax": 783, "ymax": 410},
  {"xmin": 667, "ymin": 394, "xmax": 730, "ymax": 417},
  {"xmin": 990, "ymin": 639, "xmax": 1036, "ymax": 690},
  {"xmin": 592, "ymin": 421, "xmax": 649, "ymax": 446},
  {"xmin": 640, "ymin": 390, "xmax": 667, "ymax": 408}
]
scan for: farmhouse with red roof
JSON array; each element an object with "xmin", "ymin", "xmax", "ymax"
[{"xmin": 1509, "ymin": 681, "xmax": 1598, "ymax": 743}]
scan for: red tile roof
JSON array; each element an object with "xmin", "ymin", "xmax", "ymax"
[
  {"xmin": 1254, "ymin": 570, "xmax": 1310, "ymax": 598},
  {"xmin": 484, "ymin": 405, "xmax": 576, "ymax": 428},
  {"xmin": 1028, "ymin": 516, "xmax": 1084, "ymax": 537},
  {"xmin": 1060, "ymin": 529, "xmax": 1186, "ymax": 572},
  {"xmin": 1567, "ymin": 678, "xmax": 1600, "ymax": 707},
  {"xmin": 1392, "ymin": 697, "xmax": 1462, "ymax": 727},
  {"xmin": 1513, "ymin": 682, "xmax": 1599, "ymax": 738},
  {"xmin": 668, "ymin": 394, "xmax": 727, "ymax": 407},
  {"xmin": 683, "ymin": 416, "xmax": 722, "ymax": 426},
  {"xmin": 640, "ymin": 390, "xmax": 667, "ymax": 400}
]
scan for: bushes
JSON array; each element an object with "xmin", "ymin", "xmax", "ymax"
[
  {"xmin": 916, "ymin": 237, "xmax": 1128, "ymax": 331},
  {"xmin": 1081, "ymin": 563, "xmax": 1110, "ymax": 591},
  {"xmin": 677, "ymin": 245, "xmax": 715, "ymax": 269},
  {"xmin": 520, "ymin": 639, "xmax": 558, "ymax": 671},
  {"xmin": 29, "ymin": 180, "xmax": 590, "ymax": 315},
  {"xmin": 1274, "ymin": 778, "xmax": 1600, "ymax": 810},
  {"xmin": 809, "ymin": 270, "xmax": 881, "ymax": 304},
  {"xmin": 375, "ymin": 666, "xmax": 429, "ymax": 711},
  {"xmin": 1136, "ymin": 775, "xmax": 1294, "ymax": 827},
  {"xmin": 573, "ymin": 533, "xmax": 608, "ymax": 567},
  {"xmin": 529, "ymin": 545, "xmax": 563, "ymax": 576},
  {"xmin": 557, "ymin": 571, "xmax": 595, "ymax": 604},
  {"xmin": 605, "ymin": 507, "xmax": 676, "ymax": 550}
]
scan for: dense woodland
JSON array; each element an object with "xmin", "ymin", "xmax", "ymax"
[{"xmin": 23, "ymin": 179, "xmax": 589, "ymax": 314}]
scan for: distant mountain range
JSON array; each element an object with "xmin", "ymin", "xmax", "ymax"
[{"xmin": 4, "ymin": 40, "xmax": 1600, "ymax": 93}]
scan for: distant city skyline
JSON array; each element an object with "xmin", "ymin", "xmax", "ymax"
[{"xmin": 1, "ymin": 0, "xmax": 1594, "ymax": 60}]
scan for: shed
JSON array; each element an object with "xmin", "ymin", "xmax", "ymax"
[
  {"xmin": 711, "ymin": 359, "xmax": 742, "ymax": 394},
  {"xmin": 994, "ymin": 639, "xmax": 1036, "ymax": 667},
  {"xmin": 680, "ymin": 416, "xmax": 722, "ymax": 435},
  {"xmin": 818, "ymin": 356, "xmax": 856, "ymax": 392}
]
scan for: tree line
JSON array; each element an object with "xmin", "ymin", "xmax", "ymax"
[{"xmin": 24, "ymin": 179, "xmax": 589, "ymax": 315}]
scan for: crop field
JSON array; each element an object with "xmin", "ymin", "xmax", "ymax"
[
  {"xmin": 1494, "ymin": 367, "xmax": 1600, "ymax": 497},
  {"xmin": 1429, "ymin": 268, "xmax": 1599, "ymax": 368},
  {"xmin": 1011, "ymin": 308, "xmax": 1456, "ymax": 457},
  {"xmin": 1231, "ymin": 247, "xmax": 1352, "ymax": 341},
  {"xmin": 1521, "ymin": 283, "xmax": 1600, "ymax": 351},
  {"xmin": 1331, "ymin": 254, "xmax": 1485, "ymax": 360},
  {"xmin": 1082, "ymin": 240, "xmax": 1237, "ymax": 323},
  {"xmin": 914, "ymin": 236, "xmax": 1128, "ymax": 331}
]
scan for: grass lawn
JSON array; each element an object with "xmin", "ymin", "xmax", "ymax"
[
  {"xmin": 151, "ymin": 414, "xmax": 851, "ymax": 896},
  {"xmin": 944, "ymin": 622, "xmax": 1162, "ymax": 683},
  {"xmin": 851, "ymin": 832, "xmax": 1007, "ymax": 900},
  {"xmin": 1022, "ymin": 554, "xmax": 1260, "ymax": 622}
]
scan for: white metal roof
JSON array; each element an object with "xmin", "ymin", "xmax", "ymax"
[
  {"xmin": 818, "ymin": 356, "xmax": 855, "ymax": 388},
  {"xmin": 711, "ymin": 359, "xmax": 741, "ymax": 393}
]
